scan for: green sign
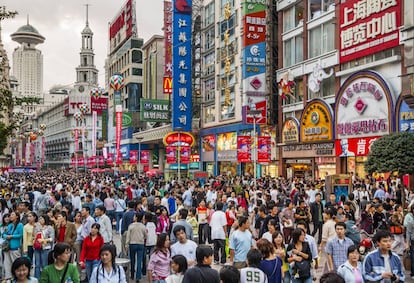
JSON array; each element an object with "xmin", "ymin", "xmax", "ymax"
[
  {"xmin": 140, "ymin": 99, "xmax": 170, "ymax": 122},
  {"xmin": 101, "ymin": 110, "xmax": 108, "ymax": 140},
  {"xmin": 112, "ymin": 111, "xmax": 132, "ymax": 127}
]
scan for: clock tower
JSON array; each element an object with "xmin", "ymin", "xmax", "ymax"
[{"xmin": 73, "ymin": 4, "xmax": 98, "ymax": 95}]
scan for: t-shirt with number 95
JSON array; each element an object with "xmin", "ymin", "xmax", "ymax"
[{"xmin": 240, "ymin": 267, "xmax": 268, "ymax": 283}]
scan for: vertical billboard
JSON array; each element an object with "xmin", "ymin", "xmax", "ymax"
[
  {"xmin": 164, "ymin": 1, "xmax": 173, "ymax": 77},
  {"xmin": 172, "ymin": 0, "xmax": 193, "ymax": 132},
  {"xmin": 242, "ymin": 1, "xmax": 267, "ymax": 125},
  {"xmin": 109, "ymin": 0, "xmax": 137, "ymax": 54},
  {"xmin": 258, "ymin": 136, "xmax": 271, "ymax": 163},
  {"xmin": 339, "ymin": 0, "xmax": 401, "ymax": 63},
  {"xmin": 237, "ymin": 136, "xmax": 251, "ymax": 163}
]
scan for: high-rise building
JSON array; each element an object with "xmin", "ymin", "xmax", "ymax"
[{"xmin": 11, "ymin": 17, "xmax": 45, "ymax": 98}]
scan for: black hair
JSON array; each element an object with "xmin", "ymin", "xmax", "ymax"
[
  {"xmin": 98, "ymin": 244, "xmax": 117, "ymax": 272},
  {"xmin": 374, "ymin": 229, "xmax": 392, "ymax": 243},
  {"xmin": 136, "ymin": 212, "xmax": 144, "ymax": 222},
  {"xmin": 216, "ymin": 202, "xmax": 224, "ymax": 211},
  {"xmin": 171, "ymin": 254, "xmax": 188, "ymax": 274},
  {"xmin": 48, "ymin": 242, "xmax": 71, "ymax": 265},
  {"xmin": 291, "ymin": 228, "xmax": 304, "ymax": 244},
  {"xmin": 219, "ymin": 265, "xmax": 240, "ymax": 283},
  {"xmin": 179, "ymin": 208, "xmax": 188, "ymax": 219},
  {"xmin": 96, "ymin": 205, "xmax": 106, "ymax": 213},
  {"xmin": 238, "ymin": 216, "xmax": 248, "ymax": 227},
  {"xmin": 335, "ymin": 222, "xmax": 347, "ymax": 230},
  {"xmin": 12, "ymin": 257, "xmax": 32, "ymax": 280},
  {"xmin": 246, "ymin": 248, "xmax": 262, "ymax": 268},
  {"xmin": 40, "ymin": 214, "xmax": 51, "ymax": 226},
  {"xmin": 154, "ymin": 233, "xmax": 169, "ymax": 255},
  {"xmin": 320, "ymin": 272, "xmax": 345, "ymax": 283},
  {"xmin": 91, "ymin": 223, "xmax": 101, "ymax": 236},
  {"xmin": 82, "ymin": 206, "xmax": 91, "ymax": 213},
  {"xmin": 347, "ymin": 244, "xmax": 358, "ymax": 256},
  {"xmin": 28, "ymin": 211, "xmax": 38, "ymax": 222},
  {"xmin": 128, "ymin": 201, "xmax": 136, "ymax": 209},
  {"xmin": 173, "ymin": 225, "xmax": 186, "ymax": 237},
  {"xmin": 195, "ymin": 244, "xmax": 213, "ymax": 265}
]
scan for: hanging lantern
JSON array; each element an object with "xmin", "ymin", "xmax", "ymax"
[
  {"xmin": 39, "ymin": 124, "xmax": 47, "ymax": 131},
  {"xmin": 73, "ymin": 112, "xmax": 83, "ymax": 122},
  {"xmin": 30, "ymin": 133, "xmax": 37, "ymax": 141},
  {"xmin": 38, "ymin": 130, "xmax": 44, "ymax": 136},
  {"xmin": 79, "ymin": 103, "xmax": 90, "ymax": 115},
  {"xmin": 109, "ymin": 74, "xmax": 124, "ymax": 90},
  {"xmin": 90, "ymin": 87, "xmax": 104, "ymax": 98}
]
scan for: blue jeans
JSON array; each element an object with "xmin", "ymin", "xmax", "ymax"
[
  {"xmin": 86, "ymin": 259, "xmax": 100, "ymax": 281},
  {"xmin": 34, "ymin": 249, "xmax": 50, "ymax": 278},
  {"xmin": 292, "ymin": 277, "xmax": 312, "ymax": 283},
  {"xmin": 142, "ymin": 245, "xmax": 154, "ymax": 276},
  {"xmin": 115, "ymin": 211, "xmax": 123, "ymax": 232},
  {"xmin": 410, "ymin": 242, "xmax": 414, "ymax": 276},
  {"xmin": 129, "ymin": 244, "xmax": 145, "ymax": 280}
]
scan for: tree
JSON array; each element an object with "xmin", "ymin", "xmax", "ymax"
[
  {"xmin": 365, "ymin": 132, "xmax": 414, "ymax": 175},
  {"xmin": 0, "ymin": 88, "xmax": 14, "ymax": 154}
]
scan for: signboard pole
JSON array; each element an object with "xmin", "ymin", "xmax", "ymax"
[
  {"xmin": 175, "ymin": 127, "xmax": 183, "ymax": 183},
  {"xmin": 136, "ymin": 137, "xmax": 143, "ymax": 176},
  {"xmin": 248, "ymin": 110, "xmax": 261, "ymax": 187}
]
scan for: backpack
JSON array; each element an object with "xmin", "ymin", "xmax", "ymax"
[{"xmin": 345, "ymin": 220, "xmax": 360, "ymax": 245}]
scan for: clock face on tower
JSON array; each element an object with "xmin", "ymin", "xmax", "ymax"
[{"xmin": 78, "ymin": 85, "xmax": 85, "ymax": 93}]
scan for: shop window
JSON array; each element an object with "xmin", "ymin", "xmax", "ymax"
[
  {"xmin": 309, "ymin": 20, "xmax": 334, "ymax": 58},
  {"xmin": 283, "ymin": 1, "xmax": 304, "ymax": 32},
  {"xmin": 309, "ymin": 0, "xmax": 335, "ymax": 20}
]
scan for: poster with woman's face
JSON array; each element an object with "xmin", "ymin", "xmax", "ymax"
[
  {"xmin": 217, "ymin": 132, "xmax": 237, "ymax": 151},
  {"xmin": 202, "ymin": 135, "xmax": 215, "ymax": 152}
]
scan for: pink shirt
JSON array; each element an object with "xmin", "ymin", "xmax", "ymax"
[
  {"xmin": 147, "ymin": 250, "xmax": 171, "ymax": 278},
  {"xmin": 104, "ymin": 198, "xmax": 115, "ymax": 211}
]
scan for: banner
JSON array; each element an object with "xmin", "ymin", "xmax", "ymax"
[
  {"xmin": 107, "ymin": 153, "xmax": 114, "ymax": 164},
  {"xmin": 141, "ymin": 150, "xmax": 150, "ymax": 164},
  {"xmin": 164, "ymin": 1, "xmax": 173, "ymax": 76},
  {"xmin": 41, "ymin": 137, "xmax": 45, "ymax": 165},
  {"xmin": 258, "ymin": 136, "xmax": 271, "ymax": 163},
  {"xmin": 237, "ymin": 136, "xmax": 251, "ymax": 163},
  {"xmin": 166, "ymin": 146, "xmax": 176, "ymax": 164},
  {"xmin": 130, "ymin": 150, "xmax": 138, "ymax": 165},
  {"xmin": 98, "ymin": 156, "xmax": 105, "ymax": 166},
  {"xmin": 180, "ymin": 146, "xmax": 191, "ymax": 164},
  {"xmin": 74, "ymin": 129, "xmax": 79, "ymax": 156},
  {"xmin": 92, "ymin": 111, "xmax": 97, "ymax": 157},
  {"xmin": 335, "ymin": 136, "xmax": 381, "ymax": 157},
  {"xmin": 87, "ymin": 157, "xmax": 96, "ymax": 167},
  {"xmin": 115, "ymin": 110, "xmax": 122, "ymax": 164}
]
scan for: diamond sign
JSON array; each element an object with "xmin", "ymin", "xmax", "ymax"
[
  {"xmin": 354, "ymin": 97, "xmax": 367, "ymax": 114},
  {"xmin": 250, "ymin": 77, "xmax": 262, "ymax": 90}
]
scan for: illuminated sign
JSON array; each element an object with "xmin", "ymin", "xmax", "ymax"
[
  {"xmin": 163, "ymin": 76, "xmax": 172, "ymax": 94},
  {"xmin": 64, "ymin": 96, "xmax": 108, "ymax": 116},
  {"xmin": 163, "ymin": 131, "xmax": 195, "ymax": 147},
  {"xmin": 335, "ymin": 136, "xmax": 381, "ymax": 157},
  {"xmin": 140, "ymin": 99, "xmax": 170, "ymax": 122},
  {"xmin": 300, "ymin": 100, "xmax": 333, "ymax": 142},
  {"xmin": 282, "ymin": 118, "xmax": 299, "ymax": 144}
]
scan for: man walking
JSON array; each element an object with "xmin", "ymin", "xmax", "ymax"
[
  {"xmin": 229, "ymin": 216, "xmax": 254, "ymax": 269},
  {"xmin": 325, "ymin": 222, "xmax": 354, "ymax": 271},
  {"xmin": 310, "ymin": 193, "xmax": 324, "ymax": 244},
  {"xmin": 210, "ymin": 202, "xmax": 227, "ymax": 264}
]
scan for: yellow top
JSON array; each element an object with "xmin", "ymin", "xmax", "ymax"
[{"xmin": 23, "ymin": 223, "xmax": 34, "ymax": 253}]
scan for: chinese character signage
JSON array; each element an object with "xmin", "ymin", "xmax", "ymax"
[
  {"xmin": 339, "ymin": 0, "xmax": 401, "ymax": 63},
  {"xmin": 172, "ymin": 0, "xmax": 193, "ymax": 132},
  {"xmin": 300, "ymin": 100, "xmax": 333, "ymax": 142},
  {"xmin": 109, "ymin": 0, "xmax": 136, "ymax": 54},
  {"xmin": 140, "ymin": 99, "xmax": 170, "ymax": 122},
  {"xmin": 397, "ymin": 100, "xmax": 414, "ymax": 133},
  {"xmin": 180, "ymin": 146, "xmax": 191, "ymax": 164},
  {"xmin": 335, "ymin": 71, "xmax": 394, "ymax": 139},
  {"xmin": 164, "ymin": 1, "xmax": 173, "ymax": 76},
  {"xmin": 258, "ymin": 136, "xmax": 271, "ymax": 163},
  {"xmin": 141, "ymin": 150, "xmax": 150, "ymax": 164},
  {"xmin": 166, "ymin": 146, "xmax": 177, "ymax": 164},
  {"xmin": 237, "ymin": 136, "xmax": 252, "ymax": 163},
  {"xmin": 130, "ymin": 150, "xmax": 138, "ymax": 165},
  {"xmin": 335, "ymin": 136, "xmax": 381, "ymax": 157},
  {"xmin": 282, "ymin": 118, "xmax": 300, "ymax": 144},
  {"xmin": 242, "ymin": 0, "xmax": 267, "ymax": 124}
]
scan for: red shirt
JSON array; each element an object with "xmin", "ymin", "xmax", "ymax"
[
  {"xmin": 58, "ymin": 226, "xmax": 66, "ymax": 243},
  {"xmin": 80, "ymin": 235, "xmax": 104, "ymax": 262}
]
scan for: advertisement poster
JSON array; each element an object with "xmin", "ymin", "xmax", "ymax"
[
  {"xmin": 258, "ymin": 136, "xmax": 271, "ymax": 163},
  {"xmin": 217, "ymin": 132, "xmax": 237, "ymax": 151},
  {"xmin": 115, "ymin": 111, "xmax": 122, "ymax": 164},
  {"xmin": 180, "ymin": 146, "xmax": 191, "ymax": 164},
  {"xmin": 237, "ymin": 136, "xmax": 251, "ymax": 163},
  {"xmin": 87, "ymin": 157, "xmax": 96, "ymax": 167},
  {"xmin": 130, "ymin": 150, "xmax": 138, "ymax": 165},
  {"xmin": 202, "ymin": 135, "xmax": 215, "ymax": 152},
  {"xmin": 335, "ymin": 136, "xmax": 381, "ymax": 157},
  {"xmin": 98, "ymin": 156, "xmax": 105, "ymax": 166},
  {"xmin": 141, "ymin": 150, "xmax": 150, "ymax": 164},
  {"xmin": 107, "ymin": 153, "xmax": 114, "ymax": 164},
  {"xmin": 166, "ymin": 146, "xmax": 176, "ymax": 164}
]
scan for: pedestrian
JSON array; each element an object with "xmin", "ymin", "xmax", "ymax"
[
  {"xmin": 362, "ymin": 230, "xmax": 405, "ymax": 282},
  {"xmin": 121, "ymin": 201, "xmax": 137, "ymax": 256},
  {"xmin": 33, "ymin": 214, "xmax": 55, "ymax": 279},
  {"xmin": 156, "ymin": 207, "xmax": 170, "ymax": 235},
  {"xmin": 210, "ymin": 202, "xmax": 227, "ymax": 265},
  {"xmin": 318, "ymin": 208, "xmax": 336, "ymax": 253},
  {"xmin": 143, "ymin": 212, "xmax": 157, "ymax": 276},
  {"xmin": 337, "ymin": 245, "xmax": 363, "ymax": 283},
  {"xmin": 272, "ymin": 231, "xmax": 290, "ymax": 283},
  {"xmin": 166, "ymin": 255, "xmax": 188, "ymax": 283},
  {"xmin": 219, "ymin": 265, "xmax": 240, "ymax": 283},
  {"xmin": 90, "ymin": 244, "xmax": 127, "ymax": 283},
  {"xmin": 79, "ymin": 223, "xmax": 104, "ymax": 281},
  {"xmin": 114, "ymin": 193, "xmax": 126, "ymax": 233},
  {"xmin": 2, "ymin": 211, "xmax": 24, "ymax": 279},
  {"xmin": 54, "ymin": 211, "xmax": 77, "ymax": 248},
  {"xmin": 94, "ymin": 205, "xmax": 113, "ymax": 244},
  {"xmin": 126, "ymin": 212, "xmax": 147, "ymax": 282},
  {"xmin": 10, "ymin": 256, "xmax": 38, "ymax": 283},
  {"xmin": 171, "ymin": 225, "xmax": 198, "ymax": 267},
  {"xmin": 229, "ymin": 216, "xmax": 254, "ymax": 269},
  {"xmin": 286, "ymin": 228, "xmax": 312, "ymax": 283},
  {"xmin": 147, "ymin": 233, "xmax": 171, "ymax": 283},
  {"xmin": 240, "ymin": 249, "xmax": 267, "ymax": 283},
  {"xmin": 182, "ymin": 245, "xmax": 219, "ymax": 283},
  {"xmin": 170, "ymin": 209, "xmax": 193, "ymax": 244},
  {"xmin": 22, "ymin": 211, "xmax": 37, "ymax": 263},
  {"xmin": 72, "ymin": 211, "xmax": 82, "ymax": 267},
  {"xmin": 38, "ymin": 242, "xmax": 80, "ymax": 283},
  {"xmin": 310, "ymin": 193, "xmax": 324, "ymax": 244},
  {"xmin": 261, "ymin": 219, "xmax": 278, "ymax": 243},
  {"xmin": 256, "ymin": 238, "xmax": 283, "ymax": 283},
  {"xmin": 325, "ymin": 222, "xmax": 354, "ymax": 272}
]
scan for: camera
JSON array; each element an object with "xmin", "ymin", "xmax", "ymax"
[{"xmin": 391, "ymin": 274, "xmax": 397, "ymax": 282}]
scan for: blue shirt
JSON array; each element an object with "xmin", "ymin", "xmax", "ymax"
[
  {"xmin": 121, "ymin": 210, "xmax": 135, "ymax": 234},
  {"xmin": 259, "ymin": 257, "xmax": 282, "ymax": 283},
  {"xmin": 2, "ymin": 222, "xmax": 23, "ymax": 250},
  {"xmin": 325, "ymin": 236, "xmax": 354, "ymax": 270},
  {"xmin": 229, "ymin": 229, "xmax": 253, "ymax": 262},
  {"xmin": 362, "ymin": 249, "xmax": 405, "ymax": 282}
]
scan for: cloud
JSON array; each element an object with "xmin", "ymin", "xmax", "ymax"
[{"xmin": 1, "ymin": 0, "xmax": 163, "ymax": 91}]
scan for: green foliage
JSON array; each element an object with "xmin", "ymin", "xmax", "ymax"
[
  {"xmin": 14, "ymin": 96, "xmax": 41, "ymax": 106},
  {"xmin": 365, "ymin": 132, "xmax": 414, "ymax": 175},
  {"xmin": 0, "ymin": 88, "xmax": 14, "ymax": 154}
]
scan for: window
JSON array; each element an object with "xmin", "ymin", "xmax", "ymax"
[
  {"xmin": 204, "ymin": 105, "xmax": 216, "ymax": 123},
  {"xmin": 132, "ymin": 50, "xmax": 142, "ymax": 63},
  {"xmin": 308, "ymin": 74, "xmax": 335, "ymax": 99},
  {"xmin": 283, "ymin": 78, "xmax": 304, "ymax": 105},
  {"xmin": 283, "ymin": 35, "xmax": 303, "ymax": 67},
  {"xmin": 204, "ymin": 2, "xmax": 215, "ymax": 27},
  {"xmin": 132, "ymin": 68, "xmax": 142, "ymax": 76},
  {"xmin": 309, "ymin": 0, "xmax": 335, "ymax": 20},
  {"xmin": 204, "ymin": 27, "xmax": 215, "ymax": 50},
  {"xmin": 204, "ymin": 78, "xmax": 215, "ymax": 102},
  {"xmin": 204, "ymin": 52, "xmax": 215, "ymax": 76},
  {"xmin": 283, "ymin": 1, "xmax": 304, "ymax": 32},
  {"xmin": 309, "ymin": 20, "xmax": 334, "ymax": 58}
]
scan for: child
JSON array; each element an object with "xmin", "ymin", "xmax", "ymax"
[
  {"xmin": 186, "ymin": 207, "xmax": 198, "ymax": 241},
  {"xmin": 240, "ymin": 249, "xmax": 268, "ymax": 283},
  {"xmin": 166, "ymin": 255, "xmax": 188, "ymax": 283}
]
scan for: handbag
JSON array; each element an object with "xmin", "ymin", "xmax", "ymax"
[
  {"xmin": 404, "ymin": 250, "xmax": 411, "ymax": 271},
  {"xmin": 33, "ymin": 231, "xmax": 43, "ymax": 250},
  {"xmin": 294, "ymin": 260, "xmax": 311, "ymax": 279},
  {"xmin": 2, "ymin": 240, "xmax": 10, "ymax": 252}
]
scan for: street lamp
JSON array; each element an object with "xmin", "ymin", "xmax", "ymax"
[
  {"xmin": 174, "ymin": 127, "xmax": 183, "ymax": 183},
  {"xmin": 247, "ymin": 110, "xmax": 261, "ymax": 187},
  {"xmin": 136, "ymin": 137, "xmax": 143, "ymax": 177}
]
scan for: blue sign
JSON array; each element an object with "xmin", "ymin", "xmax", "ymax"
[
  {"xmin": 172, "ymin": 0, "xmax": 193, "ymax": 132},
  {"xmin": 398, "ymin": 100, "xmax": 414, "ymax": 133}
]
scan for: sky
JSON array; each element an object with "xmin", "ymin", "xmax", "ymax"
[{"xmin": 1, "ymin": 0, "xmax": 164, "ymax": 92}]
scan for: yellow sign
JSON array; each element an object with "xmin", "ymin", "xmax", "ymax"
[
  {"xmin": 282, "ymin": 119, "xmax": 299, "ymax": 144},
  {"xmin": 300, "ymin": 100, "xmax": 333, "ymax": 142}
]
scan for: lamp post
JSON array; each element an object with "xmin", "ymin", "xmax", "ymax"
[
  {"xmin": 136, "ymin": 137, "xmax": 143, "ymax": 177},
  {"xmin": 175, "ymin": 127, "xmax": 183, "ymax": 183},
  {"xmin": 247, "ymin": 110, "xmax": 261, "ymax": 187}
]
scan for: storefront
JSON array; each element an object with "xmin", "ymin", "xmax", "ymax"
[{"xmin": 335, "ymin": 70, "xmax": 395, "ymax": 176}]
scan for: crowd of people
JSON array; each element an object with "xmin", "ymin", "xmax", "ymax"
[{"xmin": 0, "ymin": 171, "xmax": 413, "ymax": 283}]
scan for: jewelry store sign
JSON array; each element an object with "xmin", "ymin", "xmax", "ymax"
[{"xmin": 283, "ymin": 143, "xmax": 335, "ymax": 158}]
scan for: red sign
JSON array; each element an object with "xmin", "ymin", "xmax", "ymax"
[
  {"xmin": 64, "ymin": 96, "xmax": 108, "ymax": 116},
  {"xmin": 163, "ymin": 132, "xmax": 195, "ymax": 146},
  {"xmin": 164, "ymin": 1, "xmax": 173, "ymax": 76},
  {"xmin": 163, "ymin": 76, "xmax": 172, "ymax": 94},
  {"xmin": 258, "ymin": 136, "xmax": 271, "ymax": 163},
  {"xmin": 130, "ymin": 150, "xmax": 138, "ymax": 165},
  {"xmin": 87, "ymin": 157, "xmax": 96, "ymax": 167},
  {"xmin": 244, "ymin": 100, "xmax": 267, "ymax": 125},
  {"xmin": 190, "ymin": 154, "xmax": 200, "ymax": 162},
  {"xmin": 98, "ymin": 156, "xmax": 105, "ymax": 166},
  {"xmin": 107, "ymin": 153, "xmax": 114, "ymax": 164},
  {"xmin": 166, "ymin": 146, "xmax": 176, "ymax": 164},
  {"xmin": 109, "ymin": 0, "xmax": 134, "ymax": 54},
  {"xmin": 335, "ymin": 136, "xmax": 381, "ymax": 157},
  {"xmin": 180, "ymin": 146, "xmax": 191, "ymax": 164},
  {"xmin": 141, "ymin": 150, "xmax": 150, "ymax": 164},
  {"xmin": 243, "ymin": 11, "xmax": 266, "ymax": 47},
  {"xmin": 115, "ymin": 111, "xmax": 122, "ymax": 164},
  {"xmin": 339, "ymin": 0, "xmax": 401, "ymax": 63},
  {"xmin": 237, "ymin": 136, "xmax": 251, "ymax": 163}
]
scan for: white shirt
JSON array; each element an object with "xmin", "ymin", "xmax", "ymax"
[
  {"xmin": 210, "ymin": 210, "xmax": 227, "ymax": 240},
  {"xmin": 171, "ymin": 240, "xmax": 197, "ymax": 262},
  {"xmin": 72, "ymin": 195, "xmax": 82, "ymax": 211},
  {"xmin": 240, "ymin": 267, "xmax": 268, "ymax": 283},
  {"xmin": 146, "ymin": 222, "xmax": 157, "ymax": 246}
]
